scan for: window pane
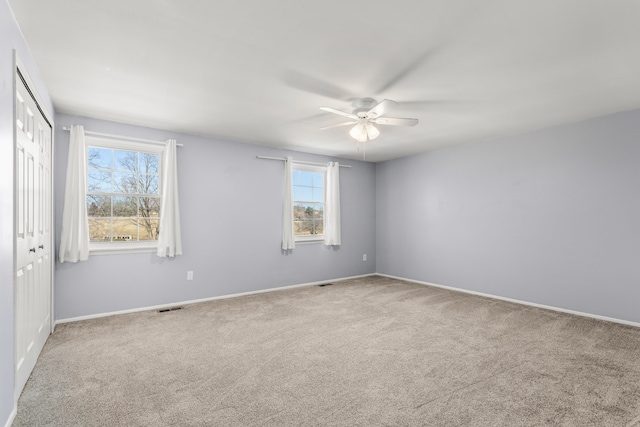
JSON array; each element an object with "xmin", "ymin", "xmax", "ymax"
[
  {"xmin": 114, "ymin": 150, "xmax": 138, "ymax": 172},
  {"xmin": 139, "ymin": 175, "xmax": 159, "ymax": 195},
  {"xmin": 313, "ymin": 203, "xmax": 324, "ymax": 219},
  {"xmin": 87, "ymin": 144, "xmax": 163, "ymax": 247},
  {"xmin": 113, "ymin": 196, "xmax": 137, "ymax": 217},
  {"xmin": 292, "ymin": 170, "xmax": 302, "ymax": 185},
  {"xmin": 312, "ymin": 172, "xmax": 323, "ymax": 187},
  {"xmin": 294, "ymin": 171, "xmax": 312, "ymax": 186},
  {"xmin": 292, "ymin": 168, "xmax": 325, "ymax": 239},
  {"xmin": 139, "ymin": 153, "xmax": 159, "ymax": 174},
  {"xmin": 139, "ymin": 219, "xmax": 159, "ymax": 240},
  {"xmin": 294, "ymin": 203, "xmax": 314, "ymax": 220},
  {"xmin": 88, "ymin": 218, "xmax": 111, "ymax": 242},
  {"xmin": 139, "ymin": 197, "xmax": 160, "ymax": 217},
  {"xmin": 88, "ymin": 170, "xmax": 111, "ymax": 192},
  {"xmin": 86, "ymin": 195, "xmax": 111, "ymax": 217},
  {"xmin": 113, "ymin": 172, "xmax": 138, "ymax": 193},
  {"xmin": 312, "ymin": 188, "xmax": 324, "ymax": 202},
  {"xmin": 112, "ymin": 219, "xmax": 137, "ymax": 241},
  {"xmin": 88, "ymin": 147, "xmax": 112, "ymax": 170},
  {"xmin": 299, "ymin": 220, "xmax": 314, "ymax": 235},
  {"xmin": 293, "ymin": 186, "xmax": 312, "ymax": 201}
]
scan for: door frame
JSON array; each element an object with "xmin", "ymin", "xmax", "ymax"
[{"xmin": 13, "ymin": 52, "xmax": 55, "ymax": 401}]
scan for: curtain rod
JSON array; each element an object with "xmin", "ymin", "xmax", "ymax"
[
  {"xmin": 62, "ymin": 126, "xmax": 183, "ymax": 147},
  {"xmin": 256, "ymin": 156, "xmax": 351, "ymax": 168}
]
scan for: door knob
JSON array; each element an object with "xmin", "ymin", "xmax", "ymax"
[
  {"xmin": 38, "ymin": 245, "xmax": 44, "ymax": 249},
  {"xmin": 29, "ymin": 248, "xmax": 36, "ymax": 253}
]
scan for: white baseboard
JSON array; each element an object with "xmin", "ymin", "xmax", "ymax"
[
  {"xmin": 55, "ymin": 273, "xmax": 375, "ymax": 325},
  {"xmin": 3, "ymin": 404, "xmax": 16, "ymax": 427},
  {"xmin": 377, "ymin": 273, "xmax": 640, "ymax": 328}
]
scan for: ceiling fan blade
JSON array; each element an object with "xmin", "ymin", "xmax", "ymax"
[
  {"xmin": 320, "ymin": 106, "xmax": 358, "ymax": 120},
  {"xmin": 319, "ymin": 121, "xmax": 357, "ymax": 130},
  {"xmin": 374, "ymin": 117, "xmax": 419, "ymax": 127},
  {"xmin": 367, "ymin": 99, "xmax": 398, "ymax": 119},
  {"xmin": 284, "ymin": 71, "xmax": 354, "ymax": 101},
  {"xmin": 374, "ymin": 45, "xmax": 444, "ymax": 94},
  {"xmin": 398, "ymin": 100, "xmax": 453, "ymax": 107}
]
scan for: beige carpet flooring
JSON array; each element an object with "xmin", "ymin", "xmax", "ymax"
[{"xmin": 13, "ymin": 275, "xmax": 640, "ymax": 426}]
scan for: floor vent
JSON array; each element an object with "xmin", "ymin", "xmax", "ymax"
[
  {"xmin": 318, "ymin": 283, "xmax": 334, "ymax": 287},
  {"xmin": 158, "ymin": 306, "xmax": 183, "ymax": 313}
]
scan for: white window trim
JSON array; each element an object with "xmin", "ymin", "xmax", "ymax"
[
  {"xmin": 89, "ymin": 241, "xmax": 158, "ymax": 255},
  {"xmin": 293, "ymin": 164, "xmax": 326, "ymax": 243},
  {"xmin": 86, "ymin": 136, "xmax": 164, "ymax": 254}
]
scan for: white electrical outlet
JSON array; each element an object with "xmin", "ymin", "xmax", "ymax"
[
  {"xmin": 363, "ymin": 254, "xmax": 367, "ymax": 261},
  {"xmin": 187, "ymin": 271, "xmax": 194, "ymax": 280}
]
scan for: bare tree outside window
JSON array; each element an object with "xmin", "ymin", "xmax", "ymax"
[{"xmin": 87, "ymin": 146, "xmax": 161, "ymax": 243}]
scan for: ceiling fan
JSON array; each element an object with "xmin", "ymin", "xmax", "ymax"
[{"xmin": 319, "ymin": 98, "xmax": 418, "ymax": 143}]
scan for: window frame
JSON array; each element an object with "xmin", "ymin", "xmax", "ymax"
[
  {"xmin": 292, "ymin": 164, "xmax": 326, "ymax": 243},
  {"xmin": 85, "ymin": 136, "xmax": 164, "ymax": 255}
]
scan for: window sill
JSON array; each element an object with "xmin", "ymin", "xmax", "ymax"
[
  {"xmin": 90, "ymin": 242, "xmax": 157, "ymax": 256},
  {"xmin": 294, "ymin": 237, "xmax": 324, "ymax": 245}
]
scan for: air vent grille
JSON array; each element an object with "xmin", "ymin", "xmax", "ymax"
[{"xmin": 158, "ymin": 306, "xmax": 183, "ymax": 313}]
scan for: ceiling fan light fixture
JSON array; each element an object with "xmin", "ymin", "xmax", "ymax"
[
  {"xmin": 355, "ymin": 132, "xmax": 368, "ymax": 143},
  {"xmin": 349, "ymin": 122, "xmax": 368, "ymax": 142},
  {"xmin": 365, "ymin": 123, "xmax": 380, "ymax": 140}
]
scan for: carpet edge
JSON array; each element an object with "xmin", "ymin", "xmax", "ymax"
[
  {"xmin": 377, "ymin": 273, "xmax": 640, "ymax": 328},
  {"xmin": 54, "ymin": 273, "xmax": 377, "ymax": 325}
]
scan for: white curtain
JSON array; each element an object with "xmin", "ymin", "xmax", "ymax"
[
  {"xmin": 157, "ymin": 139, "xmax": 183, "ymax": 257},
  {"xmin": 324, "ymin": 161, "xmax": 341, "ymax": 246},
  {"xmin": 282, "ymin": 156, "xmax": 295, "ymax": 250},
  {"xmin": 59, "ymin": 125, "xmax": 90, "ymax": 263}
]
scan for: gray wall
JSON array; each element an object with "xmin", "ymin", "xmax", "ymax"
[
  {"xmin": 376, "ymin": 108, "xmax": 640, "ymax": 324},
  {"xmin": 54, "ymin": 114, "xmax": 376, "ymax": 321},
  {"xmin": 1, "ymin": 1, "xmax": 55, "ymax": 425}
]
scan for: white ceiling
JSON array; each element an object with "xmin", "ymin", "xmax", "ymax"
[{"xmin": 8, "ymin": 0, "xmax": 640, "ymax": 162}]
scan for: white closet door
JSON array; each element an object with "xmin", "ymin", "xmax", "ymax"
[{"xmin": 15, "ymin": 69, "xmax": 53, "ymax": 399}]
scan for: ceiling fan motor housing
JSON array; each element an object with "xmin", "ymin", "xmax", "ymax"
[{"xmin": 352, "ymin": 98, "xmax": 378, "ymax": 117}]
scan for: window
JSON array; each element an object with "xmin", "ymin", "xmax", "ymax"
[
  {"xmin": 86, "ymin": 137, "xmax": 163, "ymax": 252},
  {"xmin": 292, "ymin": 165, "xmax": 325, "ymax": 241}
]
